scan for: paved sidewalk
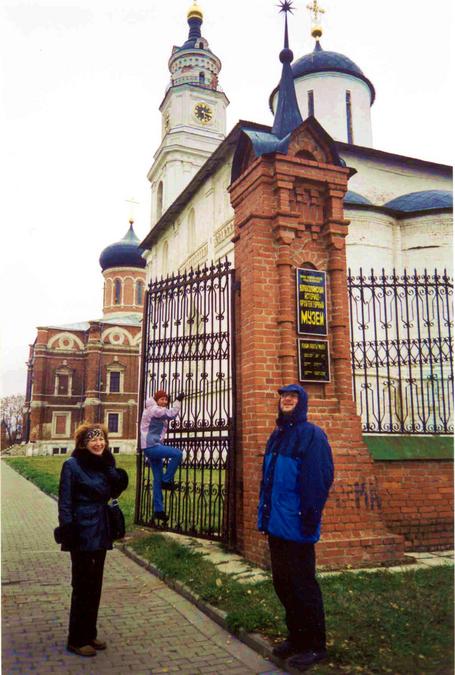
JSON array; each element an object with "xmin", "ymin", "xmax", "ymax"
[{"xmin": 1, "ymin": 462, "xmax": 285, "ymax": 675}]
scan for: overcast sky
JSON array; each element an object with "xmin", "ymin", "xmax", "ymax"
[{"xmin": 1, "ymin": 0, "xmax": 452, "ymax": 396}]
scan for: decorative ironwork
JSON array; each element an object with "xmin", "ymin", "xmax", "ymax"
[
  {"xmin": 348, "ymin": 268, "xmax": 453, "ymax": 434},
  {"xmin": 136, "ymin": 260, "xmax": 236, "ymax": 542}
]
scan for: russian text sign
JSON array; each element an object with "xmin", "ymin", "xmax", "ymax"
[
  {"xmin": 296, "ymin": 268, "xmax": 327, "ymax": 336},
  {"xmin": 297, "ymin": 338, "xmax": 331, "ymax": 383}
]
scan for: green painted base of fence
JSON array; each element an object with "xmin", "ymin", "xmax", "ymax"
[{"xmin": 364, "ymin": 435, "xmax": 454, "ymax": 461}]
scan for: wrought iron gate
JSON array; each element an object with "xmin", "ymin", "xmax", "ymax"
[
  {"xmin": 135, "ymin": 260, "xmax": 236, "ymax": 543},
  {"xmin": 348, "ymin": 268, "xmax": 453, "ymax": 434}
]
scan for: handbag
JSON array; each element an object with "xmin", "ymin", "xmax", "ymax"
[{"xmin": 108, "ymin": 499, "xmax": 126, "ymax": 540}]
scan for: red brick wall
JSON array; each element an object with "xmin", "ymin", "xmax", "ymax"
[
  {"xmin": 27, "ymin": 322, "xmax": 141, "ymax": 443},
  {"xmin": 374, "ymin": 460, "xmax": 453, "ymax": 551}
]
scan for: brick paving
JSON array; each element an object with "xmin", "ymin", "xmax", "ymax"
[{"xmin": 1, "ymin": 462, "xmax": 285, "ymax": 674}]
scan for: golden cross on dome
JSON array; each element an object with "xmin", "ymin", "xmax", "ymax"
[
  {"xmin": 306, "ymin": 0, "xmax": 325, "ymax": 39},
  {"xmin": 126, "ymin": 197, "xmax": 139, "ymax": 225},
  {"xmin": 306, "ymin": 0, "xmax": 325, "ymax": 23}
]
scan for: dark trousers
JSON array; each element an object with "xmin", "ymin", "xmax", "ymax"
[
  {"xmin": 68, "ymin": 550, "xmax": 106, "ymax": 647},
  {"xmin": 269, "ymin": 535, "xmax": 326, "ymax": 652}
]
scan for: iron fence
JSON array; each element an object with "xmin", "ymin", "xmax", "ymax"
[
  {"xmin": 136, "ymin": 260, "xmax": 236, "ymax": 543},
  {"xmin": 348, "ymin": 268, "xmax": 453, "ymax": 434}
]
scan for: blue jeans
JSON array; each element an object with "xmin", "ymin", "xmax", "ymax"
[{"xmin": 144, "ymin": 444, "xmax": 183, "ymax": 512}]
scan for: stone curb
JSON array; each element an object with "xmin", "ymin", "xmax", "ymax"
[{"xmin": 119, "ymin": 543, "xmax": 285, "ymax": 671}]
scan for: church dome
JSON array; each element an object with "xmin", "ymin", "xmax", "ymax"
[
  {"xmin": 384, "ymin": 190, "xmax": 453, "ymax": 213},
  {"xmin": 291, "ymin": 43, "xmax": 375, "ymax": 103},
  {"xmin": 99, "ymin": 224, "xmax": 146, "ymax": 272},
  {"xmin": 344, "ymin": 191, "xmax": 373, "ymax": 206},
  {"xmin": 270, "ymin": 42, "xmax": 375, "ymax": 110}
]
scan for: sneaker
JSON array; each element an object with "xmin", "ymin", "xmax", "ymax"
[
  {"xmin": 153, "ymin": 511, "xmax": 169, "ymax": 522},
  {"xmin": 272, "ymin": 639, "xmax": 299, "ymax": 659},
  {"xmin": 89, "ymin": 639, "xmax": 107, "ymax": 650},
  {"xmin": 288, "ymin": 649, "xmax": 328, "ymax": 671},
  {"xmin": 67, "ymin": 644, "xmax": 97, "ymax": 657}
]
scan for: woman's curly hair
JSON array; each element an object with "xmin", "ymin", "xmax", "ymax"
[{"xmin": 74, "ymin": 422, "xmax": 109, "ymax": 450}]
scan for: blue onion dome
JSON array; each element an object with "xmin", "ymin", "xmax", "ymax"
[
  {"xmin": 344, "ymin": 191, "xmax": 373, "ymax": 206},
  {"xmin": 99, "ymin": 223, "xmax": 146, "ymax": 272},
  {"xmin": 384, "ymin": 190, "xmax": 453, "ymax": 213},
  {"xmin": 269, "ymin": 41, "xmax": 375, "ymax": 110}
]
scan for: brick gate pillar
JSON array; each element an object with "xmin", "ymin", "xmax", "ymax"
[
  {"xmin": 82, "ymin": 322, "xmax": 103, "ymax": 424},
  {"xmin": 229, "ymin": 118, "xmax": 404, "ymax": 569}
]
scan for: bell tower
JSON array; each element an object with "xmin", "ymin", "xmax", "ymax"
[{"xmin": 148, "ymin": 1, "xmax": 229, "ymax": 225}]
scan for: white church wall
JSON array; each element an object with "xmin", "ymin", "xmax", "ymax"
[
  {"xmin": 292, "ymin": 72, "xmax": 373, "ymax": 147},
  {"xmin": 145, "ymin": 150, "xmax": 236, "ymax": 281},
  {"xmin": 346, "ymin": 209, "xmax": 452, "ymax": 275},
  {"xmin": 342, "ymin": 150, "xmax": 451, "ymax": 205},
  {"xmin": 345, "ymin": 210, "xmax": 398, "ymax": 272},
  {"xmin": 400, "ymin": 213, "xmax": 453, "ymax": 275}
]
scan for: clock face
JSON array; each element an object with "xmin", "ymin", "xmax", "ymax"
[{"xmin": 193, "ymin": 102, "xmax": 213, "ymax": 125}]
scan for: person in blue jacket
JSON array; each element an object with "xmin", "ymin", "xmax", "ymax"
[
  {"xmin": 258, "ymin": 384, "xmax": 334, "ymax": 671},
  {"xmin": 56, "ymin": 423, "xmax": 129, "ymax": 658}
]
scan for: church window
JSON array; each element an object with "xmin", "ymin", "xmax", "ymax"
[
  {"xmin": 114, "ymin": 279, "xmax": 122, "ymax": 305},
  {"xmin": 308, "ymin": 90, "xmax": 314, "ymax": 117},
  {"xmin": 157, "ymin": 181, "xmax": 164, "ymax": 219},
  {"xmin": 54, "ymin": 369, "xmax": 72, "ymax": 396},
  {"xmin": 136, "ymin": 280, "xmax": 144, "ymax": 305},
  {"xmin": 109, "ymin": 371, "xmax": 121, "ymax": 393},
  {"xmin": 346, "ymin": 91, "xmax": 354, "ymax": 144},
  {"xmin": 199, "ymin": 71, "xmax": 205, "ymax": 85},
  {"xmin": 107, "ymin": 413, "xmax": 119, "ymax": 434},
  {"xmin": 57, "ymin": 374, "xmax": 69, "ymax": 395}
]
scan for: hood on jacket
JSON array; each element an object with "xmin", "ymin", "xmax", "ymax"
[
  {"xmin": 277, "ymin": 383, "xmax": 308, "ymax": 425},
  {"xmin": 145, "ymin": 397, "xmax": 159, "ymax": 408}
]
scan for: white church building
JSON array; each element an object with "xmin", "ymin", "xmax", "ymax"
[{"xmin": 141, "ymin": 2, "xmax": 452, "ymax": 280}]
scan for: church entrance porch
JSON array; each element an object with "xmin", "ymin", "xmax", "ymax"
[{"xmin": 135, "ymin": 260, "xmax": 236, "ymax": 544}]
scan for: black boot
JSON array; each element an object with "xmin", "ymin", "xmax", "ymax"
[
  {"xmin": 288, "ymin": 649, "xmax": 328, "ymax": 671},
  {"xmin": 153, "ymin": 511, "xmax": 169, "ymax": 522},
  {"xmin": 272, "ymin": 639, "xmax": 299, "ymax": 659}
]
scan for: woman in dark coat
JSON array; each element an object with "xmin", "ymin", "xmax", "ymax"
[{"xmin": 56, "ymin": 422, "xmax": 128, "ymax": 657}]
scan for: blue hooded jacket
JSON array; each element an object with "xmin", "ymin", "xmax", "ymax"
[{"xmin": 257, "ymin": 384, "xmax": 334, "ymax": 543}]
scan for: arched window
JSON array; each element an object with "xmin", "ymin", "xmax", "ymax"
[
  {"xmin": 199, "ymin": 71, "xmax": 205, "ymax": 85},
  {"xmin": 346, "ymin": 90, "xmax": 354, "ymax": 144},
  {"xmin": 156, "ymin": 181, "xmax": 164, "ymax": 219},
  {"xmin": 136, "ymin": 280, "xmax": 144, "ymax": 305},
  {"xmin": 114, "ymin": 279, "xmax": 122, "ymax": 305},
  {"xmin": 308, "ymin": 90, "xmax": 314, "ymax": 117},
  {"xmin": 188, "ymin": 208, "xmax": 196, "ymax": 251}
]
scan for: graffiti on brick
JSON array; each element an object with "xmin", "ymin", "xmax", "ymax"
[{"xmin": 331, "ymin": 478, "xmax": 382, "ymax": 511}]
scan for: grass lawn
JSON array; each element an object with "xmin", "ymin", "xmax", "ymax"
[
  {"xmin": 4, "ymin": 456, "xmax": 454, "ymax": 674},
  {"xmin": 4, "ymin": 454, "xmax": 137, "ymax": 527}
]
